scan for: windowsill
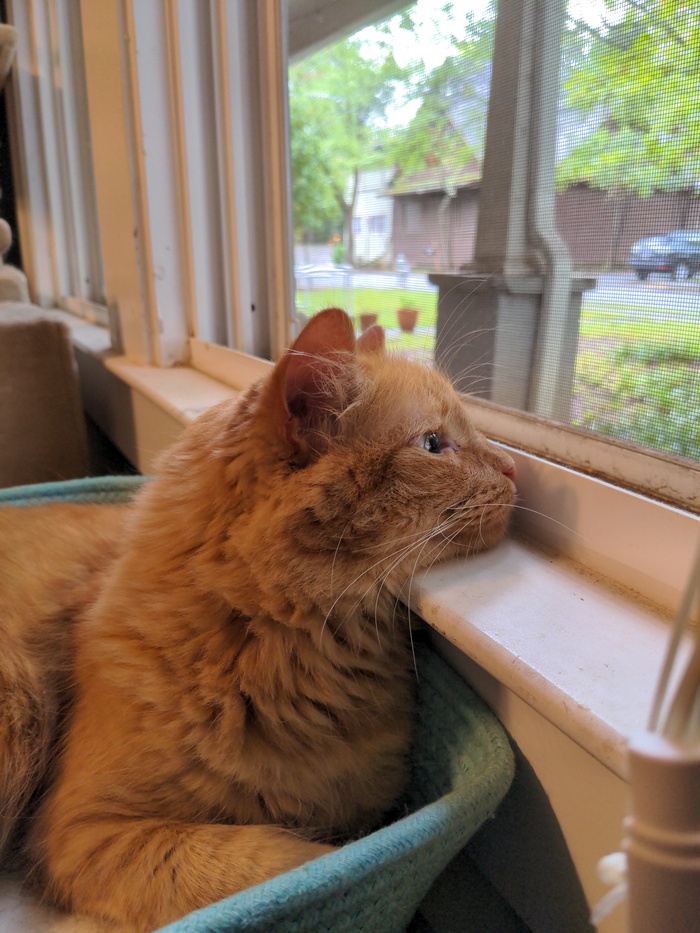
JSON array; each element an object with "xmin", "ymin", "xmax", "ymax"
[
  {"xmin": 408, "ymin": 536, "xmax": 679, "ymax": 781},
  {"xmin": 58, "ymin": 312, "xmax": 238, "ymax": 425},
  {"xmin": 61, "ymin": 313, "xmax": 693, "ymax": 784}
]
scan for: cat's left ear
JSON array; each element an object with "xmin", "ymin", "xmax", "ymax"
[{"xmin": 266, "ymin": 307, "xmax": 359, "ymax": 463}]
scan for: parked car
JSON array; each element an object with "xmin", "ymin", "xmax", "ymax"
[{"xmin": 629, "ymin": 229, "xmax": 700, "ymax": 281}]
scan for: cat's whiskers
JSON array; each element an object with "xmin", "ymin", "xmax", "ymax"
[
  {"xmin": 376, "ymin": 512, "xmax": 469, "ymax": 611},
  {"xmin": 322, "ymin": 534, "xmax": 431, "ymax": 639},
  {"xmin": 350, "ymin": 522, "xmax": 455, "ymax": 667},
  {"xmin": 450, "ymin": 499, "xmax": 583, "ymax": 540},
  {"xmin": 347, "ymin": 520, "xmax": 464, "ymax": 555},
  {"xmin": 393, "ymin": 512, "xmax": 482, "ymax": 676},
  {"xmin": 324, "ymin": 511, "xmax": 467, "ymax": 645},
  {"xmin": 345, "ymin": 497, "xmax": 490, "ymax": 558},
  {"xmin": 330, "ymin": 522, "xmax": 351, "ymax": 597},
  {"xmin": 401, "ymin": 521, "xmax": 467, "ymax": 626}
]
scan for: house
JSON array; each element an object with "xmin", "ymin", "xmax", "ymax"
[
  {"xmin": 388, "ymin": 164, "xmax": 700, "ymax": 270},
  {"xmin": 388, "ymin": 161, "xmax": 481, "ymax": 270},
  {"xmin": 349, "ymin": 167, "xmax": 395, "ymax": 265}
]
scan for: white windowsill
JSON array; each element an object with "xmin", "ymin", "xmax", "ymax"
[
  {"xmin": 61, "ymin": 314, "xmax": 238, "ymax": 425},
  {"xmin": 408, "ymin": 537, "xmax": 679, "ymax": 781}
]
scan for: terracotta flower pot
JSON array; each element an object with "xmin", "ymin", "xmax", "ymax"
[
  {"xmin": 359, "ymin": 312, "xmax": 378, "ymax": 333},
  {"xmin": 397, "ymin": 307, "xmax": 419, "ymax": 333}
]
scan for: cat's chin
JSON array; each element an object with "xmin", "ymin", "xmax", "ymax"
[{"xmin": 457, "ymin": 509, "xmax": 513, "ymax": 555}]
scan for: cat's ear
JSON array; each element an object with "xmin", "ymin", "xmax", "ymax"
[
  {"xmin": 267, "ymin": 308, "xmax": 359, "ymax": 463},
  {"xmin": 357, "ymin": 324, "xmax": 385, "ymax": 354}
]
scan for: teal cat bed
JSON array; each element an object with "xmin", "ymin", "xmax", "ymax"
[{"xmin": 2, "ymin": 476, "xmax": 516, "ymax": 933}]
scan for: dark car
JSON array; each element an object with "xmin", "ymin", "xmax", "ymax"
[{"xmin": 629, "ymin": 229, "xmax": 700, "ymax": 281}]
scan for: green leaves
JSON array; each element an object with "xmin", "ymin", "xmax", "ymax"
[
  {"xmin": 288, "ymin": 35, "xmax": 405, "ymax": 240},
  {"xmin": 288, "ymin": 4, "xmax": 495, "ymax": 247},
  {"xmin": 289, "ymin": 0, "xmax": 699, "ymax": 244},
  {"xmin": 558, "ymin": 0, "xmax": 700, "ymax": 195}
]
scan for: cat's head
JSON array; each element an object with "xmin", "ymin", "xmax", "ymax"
[{"xmin": 247, "ymin": 307, "xmax": 515, "ymax": 602}]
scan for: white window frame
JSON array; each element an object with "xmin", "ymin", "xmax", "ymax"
[{"xmin": 7, "ymin": 0, "xmax": 294, "ymax": 366}]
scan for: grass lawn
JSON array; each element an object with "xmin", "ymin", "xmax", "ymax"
[
  {"xmin": 296, "ymin": 286, "xmax": 438, "ymax": 323},
  {"xmin": 295, "ymin": 285, "xmax": 700, "ymax": 461},
  {"xmin": 296, "ymin": 286, "xmax": 438, "ymax": 356},
  {"xmin": 574, "ymin": 301, "xmax": 700, "ymax": 461}
]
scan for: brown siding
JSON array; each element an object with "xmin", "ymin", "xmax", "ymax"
[
  {"xmin": 392, "ymin": 186, "xmax": 700, "ymax": 271},
  {"xmin": 555, "ymin": 188, "xmax": 700, "ymax": 268},
  {"xmin": 392, "ymin": 191, "xmax": 479, "ymax": 270}
]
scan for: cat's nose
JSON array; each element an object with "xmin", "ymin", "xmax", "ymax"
[
  {"xmin": 486, "ymin": 441, "xmax": 516, "ymax": 482},
  {"xmin": 499, "ymin": 455, "xmax": 516, "ymax": 482}
]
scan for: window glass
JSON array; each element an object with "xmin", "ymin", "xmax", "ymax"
[
  {"xmin": 289, "ymin": 0, "xmax": 486, "ymax": 352},
  {"xmin": 288, "ymin": 0, "xmax": 700, "ymax": 466},
  {"xmin": 559, "ymin": 0, "xmax": 700, "ymax": 463}
]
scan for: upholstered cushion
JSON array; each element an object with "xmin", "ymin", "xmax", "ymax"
[{"xmin": 0, "ymin": 304, "xmax": 88, "ymax": 488}]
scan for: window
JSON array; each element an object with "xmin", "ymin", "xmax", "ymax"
[
  {"xmin": 403, "ymin": 200, "xmax": 423, "ymax": 235},
  {"xmin": 5, "ymin": 0, "xmax": 699, "ymax": 521},
  {"xmin": 7, "ymin": 0, "xmax": 292, "ymax": 364},
  {"xmin": 286, "ymin": 0, "xmax": 700, "ymax": 510},
  {"xmin": 7, "ymin": 0, "xmax": 105, "ymax": 321}
]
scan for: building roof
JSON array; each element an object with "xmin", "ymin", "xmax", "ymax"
[{"xmin": 387, "ymin": 161, "xmax": 482, "ymax": 197}]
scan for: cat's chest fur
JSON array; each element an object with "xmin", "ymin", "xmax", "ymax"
[{"xmin": 82, "ymin": 579, "xmax": 414, "ymax": 837}]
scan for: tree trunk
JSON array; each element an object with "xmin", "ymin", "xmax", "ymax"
[
  {"xmin": 336, "ymin": 167, "xmax": 359, "ymax": 265},
  {"xmin": 437, "ymin": 192, "xmax": 454, "ymax": 272}
]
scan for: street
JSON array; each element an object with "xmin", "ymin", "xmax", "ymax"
[
  {"xmin": 586, "ymin": 272, "xmax": 700, "ymax": 316},
  {"xmin": 295, "ymin": 262, "xmax": 700, "ymax": 318}
]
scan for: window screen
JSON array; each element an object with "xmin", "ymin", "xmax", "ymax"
[
  {"xmin": 561, "ymin": 0, "xmax": 700, "ymax": 463},
  {"xmin": 288, "ymin": 0, "xmax": 699, "ymax": 465}
]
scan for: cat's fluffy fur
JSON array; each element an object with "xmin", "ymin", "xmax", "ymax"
[{"xmin": 0, "ymin": 308, "xmax": 515, "ymax": 931}]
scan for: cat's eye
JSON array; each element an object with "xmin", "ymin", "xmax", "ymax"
[
  {"xmin": 423, "ymin": 432, "xmax": 441, "ymax": 453},
  {"xmin": 416, "ymin": 431, "xmax": 458, "ymax": 454}
]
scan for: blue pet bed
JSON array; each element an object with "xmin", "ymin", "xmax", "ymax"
[{"xmin": 2, "ymin": 476, "xmax": 515, "ymax": 933}]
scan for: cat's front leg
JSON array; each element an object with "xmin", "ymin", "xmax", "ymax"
[{"xmin": 40, "ymin": 815, "xmax": 334, "ymax": 932}]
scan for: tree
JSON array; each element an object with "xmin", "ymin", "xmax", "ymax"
[
  {"xmin": 558, "ymin": 0, "xmax": 700, "ymax": 198},
  {"xmin": 288, "ymin": 90, "xmax": 342, "ymax": 244},
  {"xmin": 288, "ymin": 3, "xmax": 497, "ymax": 264},
  {"xmin": 385, "ymin": 4, "xmax": 494, "ymax": 267},
  {"xmin": 288, "ymin": 36, "xmax": 404, "ymax": 260}
]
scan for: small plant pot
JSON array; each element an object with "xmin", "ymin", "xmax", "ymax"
[
  {"xmin": 397, "ymin": 307, "xmax": 419, "ymax": 333},
  {"xmin": 359, "ymin": 312, "xmax": 379, "ymax": 333}
]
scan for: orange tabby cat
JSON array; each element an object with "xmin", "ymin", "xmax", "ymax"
[{"xmin": 0, "ymin": 308, "xmax": 515, "ymax": 931}]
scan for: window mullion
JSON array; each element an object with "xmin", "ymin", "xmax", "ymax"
[
  {"xmin": 210, "ymin": 0, "xmax": 244, "ymax": 350},
  {"xmin": 53, "ymin": 0, "xmax": 105, "ymax": 305},
  {"xmin": 257, "ymin": 0, "xmax": 295, "ymax": 358},
  {"xmin": 122, "ymin": 0, "xmax": 194, "ymax": 366},
  {"xmin": 215, "ymin": 0, "xmax": 285, "ymax": 359},
  {"xmin": 79, "ymin": 0, "xmax": 152, "ymax": 363},
  {"xmin": 6, "ymin": 0, "xmax": 63, "ymax": 305}
]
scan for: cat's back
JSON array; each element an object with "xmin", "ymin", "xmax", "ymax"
[
  {"xmin": 0, "ymin": 503, "xmax": 129, "ymax": 862},
  {"xmin": 0, "ymin": 503, "xmax": 128, "ymax": 626}
]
